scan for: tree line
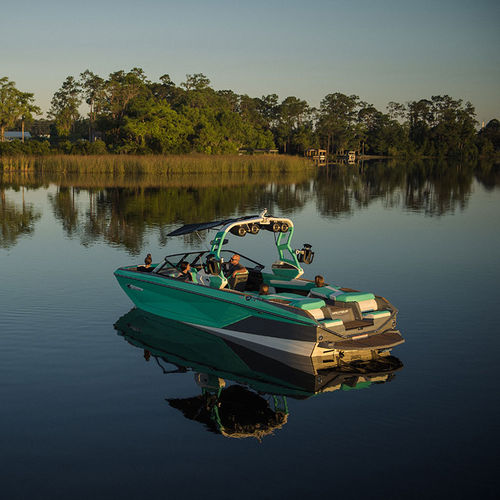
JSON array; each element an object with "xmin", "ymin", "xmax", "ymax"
[{"xmin": 1, "ymin": 69, "xmax": 499, "ymax": 157}]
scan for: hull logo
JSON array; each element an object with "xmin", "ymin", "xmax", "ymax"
[{"xmin": 127, "ymin": 284, "xmax": 144, "ymax": 292}]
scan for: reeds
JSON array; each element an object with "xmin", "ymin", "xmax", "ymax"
[
  {"xmin": 0, "ymin": 159, "xmax": 314, "ymax": 190},
  {"xmin": 0, "ymin": 154, "xmax": 312, "ymax": 175}
]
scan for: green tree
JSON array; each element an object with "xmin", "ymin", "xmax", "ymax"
[
  {"xmin": 80, "ymin": 70, "xmax": 106, "ymax": 141},
  {"xmin": 276, "ymin": 96, "xmax": 309, "ymax": 153},
  {"xmin": 0, "ymin": 77, "xmax": 39, "ymax": 142},
  {"xmin": 48, "ymin": 76, "xmax": 82, "ymax": 137},
  {"xmin": 407, "ymin": 96, "xmax": 477, "ymax": 156},
  {"xmin": 387, "ymin": 101, "xmax": 407, "ymax": 122},
  {"xmin": 181, "ymin": 73, "xmax": 211, "ymax": 92},
  {"xmin": 104, "ymin": 68, "xmax": 149, "ymax": 121},
  {"xmin": 149, "ymin": 74, "xmax": 181, "ymax": 105},
  {"xmin": 121, "ymin": 97, "xmax": 192, "ymax": 153},
  {"xmin": 17, "ymin": 92, "xmax": 41, "ymax": 142},
  {"xmin": 98, "ymin": 68, "xmax": 151, "ymax": 146},
  {"xmin": 217, "ymin": 90, "xmax": 239, "ymax": 113},
  {"xmin": 317, "ymin": 93, "xmax": 361, "ymax": 155},
  {"xmin": 429, "ymin": 95, "xmax": 477, "ymax": 156},
  {"xmin": 477, "ymin": 119, "xmax": 500, "ymax": 153},
  {"xmin": 257, "ymin": 94, "xmax": 279, "ymax": 129}
]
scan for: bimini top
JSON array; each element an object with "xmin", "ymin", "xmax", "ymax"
[
  {"xmin": 167, "ymin": 215, "xmax": 259, "ymax": 237},
  {"xmin": 167, "ymin": 209, "xmax": 292, "ymax": 237}
]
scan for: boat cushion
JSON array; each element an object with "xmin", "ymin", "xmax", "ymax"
[
  {"xmin": 307, "ymin": 308, "xmax": 325, "ymax": 320},
  {"xmin": 362, "ymin": 310, "xmax": 391, "ymax": 319},
  {"xmin": 309, "ymin": 286, "xmax": 343, "ymax": 300},
  {"xmin": 357, "ymin": 299, "xmax": 378, "ymax": 312},
  {"xmin": 268, "ymin": 293, "xmax": 326, "ymax": 310},
  {"xmin": 196, "ymin": 272, "xmax": 227, "ymax": 289},
  {"xmin": 269, "ymin": 279, "xmax": 309, "ymax": 288},
  {"xmin": 286, "ymin": 297, "xmax": 326, "ymax": 310},
  {"xmin": 210, "ymin": 275, "xmax": 228, "ymax": 289},
  {"xmin": 319, "ymin": 318, "xmax": 343, "ymax": 328},
  {"xmin": 335, "ymin": 292, "xmax": 375, "ymax": 303},
  {"xmin": 279, "ymin": 292, "xmax": 311, "ymax": 299}
]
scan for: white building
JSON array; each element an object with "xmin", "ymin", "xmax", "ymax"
[{"xmin": 4, "ymin": 131, "xmax": 32, "ymax": 141}]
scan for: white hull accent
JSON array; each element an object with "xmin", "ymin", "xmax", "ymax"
[{"xmin": 186, "ymin": 322, "xmax": 317, "ymax": 357}]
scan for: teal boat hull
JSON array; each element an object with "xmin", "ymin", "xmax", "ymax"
[
  {"xmin": 114, "ymin": 266, "xmax": 404, "ymax": 363},
  {"xmin": 114, "ymin": 268, "xmax": 317, "ymax": 328}
]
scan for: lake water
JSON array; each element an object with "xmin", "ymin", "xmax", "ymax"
[{"xmin": 1, "ymin": 160, "xmax": 499, "ymax": 499}]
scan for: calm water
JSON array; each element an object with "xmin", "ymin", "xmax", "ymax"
[{"xmin": 1, "ymin": 160, "xmax": 499, "ymax": 499}]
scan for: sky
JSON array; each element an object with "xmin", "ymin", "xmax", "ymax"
[{"xmin": 1, "ymin": 0, "xmax": 499, "ymax": 125}]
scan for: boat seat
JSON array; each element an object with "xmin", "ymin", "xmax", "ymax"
[
  {"xmin": 245, "ymin": 269, "xmax": 264, "ymax": 292},
  {"xmin": 335, "ymin": 292, "xmax": 375, "ymax": 303},
  {"xmin": 263, "ymin": 293, "xmax": 327, "ymax": 312},
  {"xmin": 210, "ymin": 275, "xmax": 228, "ymax": 289},
  {"xmin": 277, "ymin": 293, "xmax": 326, "ymax": 310},
  {"xmin": 229, "ymin": 272, "xmax": 249, "ymax": 291},
  {"xmin": 309, "ymin": 286, "xmax": 344, "ymax": 300},
  {"xmin": 136, "ymin": 266, "xmax": 154, "ymax": 273},
  {"xmin": 319, "ymin": 318, "xmax": 343, "ymax": 328},
  {"xmin": 269, "ymin": 279, "xmax": 310, "ymax": 289},
  {"xmin": 356, "ymin": 299, "xmax": 378, "ymax": 312},
  {"xmin": 362, "ymin": 310, "xmax": 391, "ymax": 320},
  {"xmin": 196, "ymin": 271, "xmax": 227, "ymax": 289}
]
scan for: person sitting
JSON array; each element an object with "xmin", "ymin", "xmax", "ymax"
[
  {"xmin": 225, "ymin": 254, "xmax": 247, "ymax": 278},
  {"xmin": 315, "ymin": 275, "xmax": 325, "ymax": 287},
  {"xmin": 177, "ymin": 261, "xmax": 193, "ymax": 282},
  {"xmin": 138, "ymin": 253, "xmax": 153, "ymax": 272},
  {"xmin": 258, "ymin": 283, "xmax": 269, "ymax": 296},
  {"xmin": 225, "ymin": 254, "xmax": 248, "ymax": 290}
]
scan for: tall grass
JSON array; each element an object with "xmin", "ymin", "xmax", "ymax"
[
  {"xmin": 0, "ymin": 161, "xmax": 314, "ymax": 190},
  {"xmin": 0, "ymin": 153, "xmax": 312, "ymax": 175}
]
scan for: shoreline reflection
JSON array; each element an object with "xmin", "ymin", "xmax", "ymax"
[
  {"xmin": 115, "ymin": 308, "xmax": 404, "ymax": 440},
  {"xmin": 1, "ymin": 159, "xmax": 498, "ymax": 252}
]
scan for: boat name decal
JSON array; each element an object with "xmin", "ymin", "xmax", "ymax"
[{"xmin": 127, "ymin": 284, "xmax": 144, "ymax": 292}]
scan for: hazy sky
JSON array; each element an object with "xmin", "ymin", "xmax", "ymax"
[{"xmin": 1, "ymin": 0, "xmax": 499, "ymax": 124}]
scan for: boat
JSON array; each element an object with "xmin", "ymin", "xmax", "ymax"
[
  {"xmin": 114, "ymin": 209, "xmax": 404, "ymax": 366},
  {"xmin": 114, "ymin": 308, "xmax": 403, "ymax": 439}
]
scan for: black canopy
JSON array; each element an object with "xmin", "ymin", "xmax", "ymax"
[{"xmin": 167, "ymin": 215, "xmax": 260, "ymax": 237}]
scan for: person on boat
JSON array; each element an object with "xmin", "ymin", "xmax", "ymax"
[
  {"xmin": 225, "ymin": 254, "xmax": 247, "ymax": 278},
  {"xmin": 315, "ymin": 275, "xmax": 325, "ymax": 287},
  {"xmin": 138, "ymin": 253, "xmax": 153, "ymax": 272},
  {"xmin": 259, "ymin": 283, "xmax": 269, "ymax": 296},
  {"xmin": 177, "ymin": 261, "xmax": 193, "ymax": 281}
]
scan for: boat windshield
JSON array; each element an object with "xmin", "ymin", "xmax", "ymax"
[{"xmin": 153, "ymin": 250, "xmax": 264, "ymax": 274}]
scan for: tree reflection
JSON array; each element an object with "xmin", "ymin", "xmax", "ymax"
[
  {"xmin": 48, "ymin": 187, "xmax": 80, "ymax": 236},
  {"xmin": 314, "ymin": 159, "xmax": 485, "ymax": 218},
  {"xmin": 48, "ymin": 180, "xmax": 312, "ymax": 254},
  {"xmin": 3, "ymin": 159, "xmax": 499, "ymax": 252},
  {"xmin": 474, "ymin": 159, "xmax": 500, "ymax": 191},
  {"xmin": 0, "ymin": 188, "xmax": 41, "ymax": 249}
]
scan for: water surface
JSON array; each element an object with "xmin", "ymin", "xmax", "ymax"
[{"xmin": 1, "ymin": 160, "xmax": 499, "ymax": 499}]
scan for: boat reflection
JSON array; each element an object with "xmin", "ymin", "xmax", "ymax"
[{"xmin": 114, "ymin": 308, "xmax": 404, "ymax": 440}]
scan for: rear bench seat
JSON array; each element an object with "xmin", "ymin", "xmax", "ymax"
[
  {"xmin": 309, "ymin": 287, "xmax": 391, "ymax": 320},
  {"xmin": 263, "ymin": 293, "xmax": 343, "ymax": 328}
]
